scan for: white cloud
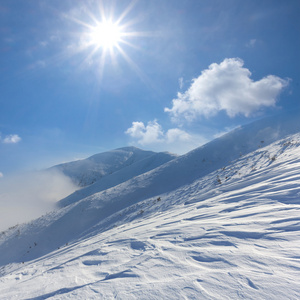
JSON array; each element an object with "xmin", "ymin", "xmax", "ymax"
[
  {"xmin": 165, "ymin": 128, "xmax": 191, "ymax": 143},
  {"xmin": 2, "ymin": 134, "xmax": 21, "ymax": 144},
  {"xmin": 125, "ymin": 120, "xmax": 164, "ymax": 145},
  {"xmin": 165, "ymin": 58, "xmax": 289, "ymax": 121},
  {"xmin": 125, "ymin": 120, "xmax": 207, "ymax": 154},
  {"xmin": 0, "ymin": 172, "xmax": 3, "ymax": 178}
]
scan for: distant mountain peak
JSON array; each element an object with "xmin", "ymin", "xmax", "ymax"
[{"xmin": 51, "ymin": 146, "xmax": 176, "ymax": 188}]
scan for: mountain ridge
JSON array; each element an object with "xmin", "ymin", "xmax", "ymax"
[
  {"xmin": 51, "ymin": 146, "xmax": 177, "ymax": 187},
  {"xmin": 59, "ymin": 109, "xmax": 300, "ymax": 209}
]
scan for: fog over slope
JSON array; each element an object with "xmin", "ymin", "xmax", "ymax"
[
  {"xmin": 0, "ymin": 147, "xmax": 176, "ymax": 232},
  {"xmin": 0, "ymin": 170, "xmax": 77, "ymax": 232}
]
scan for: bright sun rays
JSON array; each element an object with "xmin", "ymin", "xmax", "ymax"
[
  {"xmin": 64, "ymin": 1, "xmax": 149, "ymax": 82},
  {"xmin": 89, "ymin": 20, "xmax": 122, "ymax": 50}
]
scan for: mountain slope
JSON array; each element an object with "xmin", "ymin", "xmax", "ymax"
[
  {"xmin": 59, "ymin": 109, "xmax": 300, "ymax": 209},
  {"xmin": 59, "ymin": 150, "xmax": 178, "ymax": 207},
  {"xmin": 0, "ymin": 132, "xmax": 299, "ymax": 299},
  {"xmin": 0, "ymin": 111, "xmax": 300, "ymax": 299},
  {"xmin": 52, "ymin": 146, "xmax": 176, "ymax": 187},
  {"xmin": 1, "ymin": 111, "xmax": 300, "ymax": 266}
]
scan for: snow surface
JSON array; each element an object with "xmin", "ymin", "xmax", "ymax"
[
  {"xmin": 0, "ymin": 111, "xmax": 300, "ymax": 299},
  {"xmin": 51, "ymin": 146, "xmax": 177, "ymax": 187}
]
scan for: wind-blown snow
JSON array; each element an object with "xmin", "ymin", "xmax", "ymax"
[{"xmin": 0, "ymin": 111, "xmax": 299, "ymax": 299}]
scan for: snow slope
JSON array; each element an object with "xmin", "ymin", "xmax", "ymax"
[
  {"xmin": 59, "ymin": 149, "xmax": 178, "ymax": 207},
  {"xmin": 59, "ymin": 109, "xmax": 300, "ymax": 208},
  {"xmin": 0, "ymin": 111, "xmax": 300, "ymax": 299},
  {"xmin": 51, "ymin": 146, "xmax": 177, "ymax": 187}
]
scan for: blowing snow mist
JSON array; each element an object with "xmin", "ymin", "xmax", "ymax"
[{"xmin": 0, "ymin": 170, "xmax": 77, "ymax": 231}]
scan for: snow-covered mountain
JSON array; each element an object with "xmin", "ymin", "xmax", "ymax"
[
  {"xmin": 51, "ymin": 146, "xmax": 177, "ymax": 187},
  {"xmin": 58, "ymin": 109, "xmax": 300, "ymax": 208},
  {"xmin": 0, "ymin": 110, "xmax": 300, "ymax": 299}
]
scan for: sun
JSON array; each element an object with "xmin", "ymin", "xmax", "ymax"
[
  {"xmin": 65, "ymin": 1, "xmax": 150, "ymax": 81},
  {"xmin": 89, "ymin": 20, "xmax": 122, "ymax": 50}
]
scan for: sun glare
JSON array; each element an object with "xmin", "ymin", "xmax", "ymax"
[
  {"xmin": 66, "ymin": 1, "xmax": 150, "ymax": 82},
  {"xmin": 90, "ymin": 21, "xmax": 122, "ymax": 50}
]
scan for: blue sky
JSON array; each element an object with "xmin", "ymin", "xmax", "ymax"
[{"xmin": 0, "ymin": 0, "xmax": 299, "ymax": 176}]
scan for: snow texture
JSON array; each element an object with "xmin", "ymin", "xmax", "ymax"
[{"xmin": 0, "ymin": 110, "xmax": 300, "ymax": 299}]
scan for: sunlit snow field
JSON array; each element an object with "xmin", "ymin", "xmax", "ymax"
[{"xmin": 0, "ymin": 123, "xmax": 300, "ymax": 299}]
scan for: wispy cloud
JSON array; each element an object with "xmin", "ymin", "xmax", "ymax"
[
  {"xmin": 27, "ymin": 60, "xmax": 47, "ymax": 70},
  {"xmin": 125, "ymin": 120, "xmax": 207, "ymax": 154},
  {"xmin": 246, "ymin": 39, "xmax": 257, "ymax": 48},
  {"xmin": 0, "ymin": 172, "xmax": 3, "ymax": 178},
  {"xmin": 179, "ymin": 77, "xmax": 184, "ymax": 89},
  {"xmin": 165, "ymin": 58, "xmax": 289, "ymax": 121},
  {"xmin": 1, "ymin": 134, "xmax": 22, "ymax": 144}
]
